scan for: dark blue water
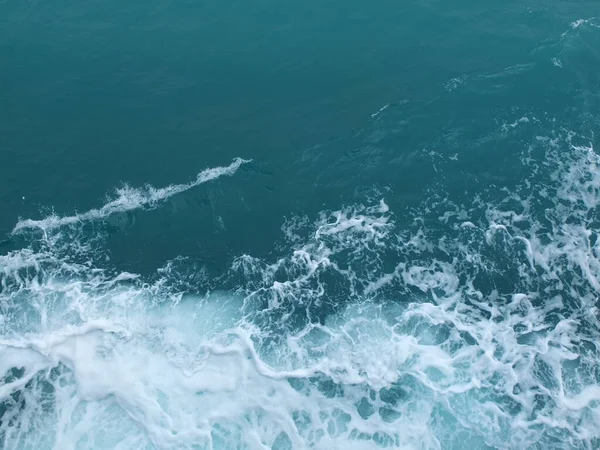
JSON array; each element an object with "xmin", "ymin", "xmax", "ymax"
[{"xmin": 1, "ymin": 1, "xmax": 600, "ymax": 449}]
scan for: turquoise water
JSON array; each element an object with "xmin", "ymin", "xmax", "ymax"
[{"xmin": 1, "ymin": 1, "xmax": 600, "ymax": 449}]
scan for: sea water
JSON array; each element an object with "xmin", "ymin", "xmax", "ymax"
[{"xmin": 1, "ymin": 1, "xmax": 600, "ymax": 449}]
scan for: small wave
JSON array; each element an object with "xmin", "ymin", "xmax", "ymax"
[
  {"xmin": 561, "ymin": 17, "xmax": 597, "ymax": 38},
  {"xmin": 12, "ymin": 158, "xmax": 251, "ymax": 234},
  {"xmin": 571, "ymin": 18, "xmax": 593, "ymax": 29}
]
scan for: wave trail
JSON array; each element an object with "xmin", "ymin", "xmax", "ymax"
[{"xmin": 12, "ymin": 158, "xmax": 250, "ymax": 234}]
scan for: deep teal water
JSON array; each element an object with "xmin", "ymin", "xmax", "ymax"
[{"xmin": 1, "ymin": 1, "xmax": 600, "ymax": 449}]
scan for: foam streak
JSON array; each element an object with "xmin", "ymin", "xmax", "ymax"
[{"xmin": 12, "ymin": 158, "xmax": 250, "ymax": 234}]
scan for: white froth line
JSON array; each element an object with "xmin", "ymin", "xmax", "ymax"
[
  {"xmin": 12, "ymin": 158, "xmax": 251, "ymax": 234},
  {"xmin": 371, "ymin": 103, "xmax": 390, "ymax": 118},
  {"xmin": 561, "ymin": 385, "xmax": 600, "ymax": 410},
  {"xmin": 0, "ymin": 320, "xmax": 130, "ymax": 354}
]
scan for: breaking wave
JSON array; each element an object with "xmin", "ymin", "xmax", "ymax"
[{"xmin": 2, "ymin": 122, "xmax": 600, "ymax": 449}]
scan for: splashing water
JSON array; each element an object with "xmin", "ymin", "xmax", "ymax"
[{"xmin": 1, "ymin": 119, "xmax": 600, "ymax": 450}]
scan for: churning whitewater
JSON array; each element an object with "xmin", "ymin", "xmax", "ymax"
[
  {"xmin": 2, "ymin": 5, "xmax": 600, "ymax": 449},
  {"xmin": 1, "ymin": 119, "xmax": 600, "ymax": 449}
]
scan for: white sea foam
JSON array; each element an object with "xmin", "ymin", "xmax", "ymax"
[
  {"xmin": 2, "ymin": 124, "xmax": 600, "ymax": 449},
  {"xmin": 11, "ymin": 158, "xmax": 250, "ymax": 234},
  {"xmin": 561, "ymin": 17, "xmax": 598, "ymax": 38},
  {"xmin": 371, "ymin": 103, "xmax": 390, "ymax": 119},
  {"xmin": 501, "ymin": 116, "xmax": 530, "ymax": 132},
  {"xmin": 444, "ymin": 75, "xmax": 468, "ymax": 92},
  {"xmin": 571, "ymin": 18, "xmax": 593, "ymax": 29}
]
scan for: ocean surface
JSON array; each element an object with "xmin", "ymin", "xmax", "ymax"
[{"xmin": 1, "ymin": 1, "xmax": 600, "ymax": 449}]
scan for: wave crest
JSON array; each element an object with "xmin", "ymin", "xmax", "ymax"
[{"xmin": 11, "ymin": 158, "xmax": 251, "ymax": 234}]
